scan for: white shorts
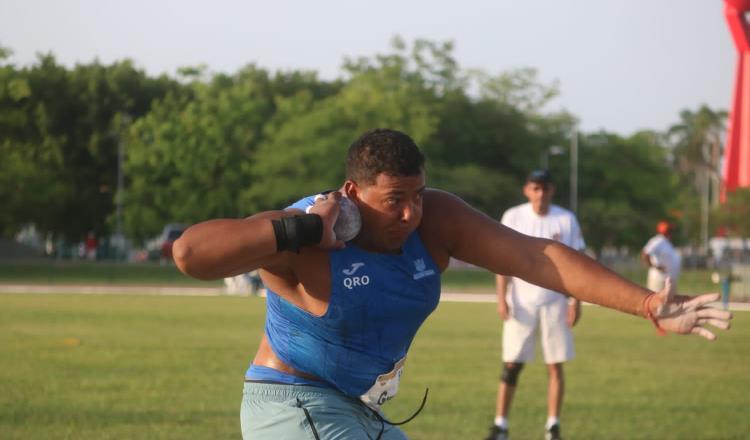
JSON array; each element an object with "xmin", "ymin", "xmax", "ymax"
[
  {"xmin": 647, "ymin": 269, "xmax": 666, "ymax": 292},
  {"xmin": 502, "ymin": 296, "xmax": 575, "ymax": 364}
]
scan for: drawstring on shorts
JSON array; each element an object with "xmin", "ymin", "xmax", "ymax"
[
  {"xmin": 362, "ymin": 388, "xmax": 430, "ymax": 440},
  {"xmin": 295, "ymin": 388, "xmax": 429, "ymax": 440}
]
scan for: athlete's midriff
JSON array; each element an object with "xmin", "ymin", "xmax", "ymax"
[{"xmin": 252, "ymin": 335, "xmax": 322, "ymax": 381}]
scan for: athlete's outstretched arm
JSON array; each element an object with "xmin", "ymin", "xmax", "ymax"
[{"xmin": 423, "ymin": 190, "xmax": 732, "ymax": 339}]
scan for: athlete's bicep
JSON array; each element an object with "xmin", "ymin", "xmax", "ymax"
[
  {"xmin": 451, "ymin": 214, "xmax": 542, "ymax": 278},
  {"xmin": 422, "ymin": 189, "xmax": 540, "ymax": 277}
]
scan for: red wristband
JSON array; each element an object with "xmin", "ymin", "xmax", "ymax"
[{"xmin": 642, "ymin": 293, "xmax": 667, "ymax": 336}]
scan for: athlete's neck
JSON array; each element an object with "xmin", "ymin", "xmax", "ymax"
[{"xmin": 352, "ymin": 236, "xmax": 403, "ymax": 254}]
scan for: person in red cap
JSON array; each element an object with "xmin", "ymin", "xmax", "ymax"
[{"xmin": 641, "ymin": 221, "xmax": 681, "ymax": 292}]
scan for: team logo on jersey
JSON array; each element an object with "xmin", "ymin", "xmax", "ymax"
[
  {"xmin": 413, "ymin": 258, "xmax": 435, "ymax": 280},
  {"xmin": 343, "ymin": 262, "xmax": 365, "ymax": 275},
  {"xmin": 414, "ymin": 258, "xmax": 426, "ymax": 272},
  {"xmin": 343, "ymin": 262, "xmax": 369, "ymax": 290}
]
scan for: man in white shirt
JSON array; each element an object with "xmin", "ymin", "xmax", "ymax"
[
  {"xmin": 486, "ymin": 170, "xmax": 585, "ymax": 440},
  {"xmin": 641, "ymin": 221, "xmax": 681, "ymax": 292}
]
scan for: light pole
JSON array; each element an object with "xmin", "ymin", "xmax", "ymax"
[
  {"xmin": 114, "ymin": 113, "xmax": 131, "ymax": 261},
  {"xmin": 116, "ymin": 128, "xmax": 124, "ymax": 242},
  {"xmin": 541, "ymin": 145, "xmax": 565, "ymax": 170},
  {"xmin": 546, "ymin": 124, "xmax": 579, "ymax": 213},
  {"xmin": 570, "ymin": 125, "xmax": 578, "ymax": 214}
]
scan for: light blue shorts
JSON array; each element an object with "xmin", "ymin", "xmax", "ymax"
[{"xmin": 240, "ymin": 381, "xmax": 409, "ymax": 440}]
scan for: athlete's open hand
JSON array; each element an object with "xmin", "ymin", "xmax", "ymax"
[
  {"xmin": 649, "ymin": 278, "xmax": 732, "ymax": 340},
  {"xmin": 307, "ymin": 192, "xmax": 346, "ymax": 250}
]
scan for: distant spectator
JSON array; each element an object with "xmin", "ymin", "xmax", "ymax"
[
  {"xmin": 85, "ymin": 232, "xmax": 98, "ymax": 261},
  {"xmin": 487, "ymin": 170, "xmax": 585, "ymax": 440},
  {"xmin": 641, "ymin": 221, "xmax": 681, "ymax": 292}
]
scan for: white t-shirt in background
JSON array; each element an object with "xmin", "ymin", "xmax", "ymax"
[
  {"xmin": 643, "ymin": 234, "xmax": 681, "ymax": 291},
  {"xmin": 501, "ymin": 203, "xmax": 586, "ymax": 306}
]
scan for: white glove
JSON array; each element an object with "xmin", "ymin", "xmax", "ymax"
[{"xmin": 647, "ymin": 278, "xmax": 732, "ymax": 341}]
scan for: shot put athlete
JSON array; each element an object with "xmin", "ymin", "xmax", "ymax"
[{"xmin": 173, "ymin": 128, "xmax": 732, "ymax": 440}]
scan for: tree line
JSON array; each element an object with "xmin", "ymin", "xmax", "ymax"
[{"xmin": 1, "ymin": 38, "xmax": 742, "ymax": 256}]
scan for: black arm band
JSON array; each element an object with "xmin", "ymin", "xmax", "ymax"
[{"xmin": 271, "ymin": 214, "xmax": 323, "ymax": 253}]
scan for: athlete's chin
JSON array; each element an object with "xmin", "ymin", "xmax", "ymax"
[{"xmin": 385, "ymin": 230, "xmax": 412, "ymax": 248}]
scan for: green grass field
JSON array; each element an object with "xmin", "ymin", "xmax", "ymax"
[
  {"xmin": 0, "ymin": 261, "xmax": 222, "ymax": 287},
  {"xmin": 1, "ymin": 293, "xmax": 747, "ymax": 439},
  {"xmin": 0, "ymin": 261, "xmax": 731, "ymax": 299}
]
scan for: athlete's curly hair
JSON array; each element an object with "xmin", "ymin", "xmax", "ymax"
[{"xmin": 345, "ymin": 129, "xmax": 425, "ymax": 184}]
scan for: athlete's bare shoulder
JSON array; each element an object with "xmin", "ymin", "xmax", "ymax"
[
  {"xmin": 422, "ymin": 187, "xmax": 489, "ymax": 226},
  {"xmin": 419, "ymin": 189, "xmax": 479, "ymax": 271},
  {"xmin": 420, "ymin": 188, "xmax": 533, "ymax": 276}
]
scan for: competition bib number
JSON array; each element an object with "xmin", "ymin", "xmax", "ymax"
[{"xmin": 359, "ymin": 357, "xmax": 406, "ymax": 410}]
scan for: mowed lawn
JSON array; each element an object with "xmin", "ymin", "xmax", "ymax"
[
  {"xmin": 0, "ymin": 261, "xmax": 732, "ymax": 299},
  {"xmin": 0, "ymin": 262, "xmax": 222, "ymax": 287},
  {"xmin": 0, "ymin": 294, "xmax": 747, "ymax": 440}
]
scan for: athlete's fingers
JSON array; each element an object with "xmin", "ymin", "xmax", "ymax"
[
  {"xmin": 310, "ymin": 193, "xmax": 341, "ymax": 217},
  {"xmin": 696, "ymin": 318, "xmax": 731, "ymax": 330},
  {"xmin": 696, "ymin": 307, "xmax": 732, "ymax": 318},
  {"xmin": 690, "ymin": 326, "xmax": 717, "ymax": 341},
  {"xmin": 685, "ymin": 292, "xmax": 721, "ymax": 308},
  {"xmin": 314, "ymin": 191, "xmax": 342, "ymax": 205}
]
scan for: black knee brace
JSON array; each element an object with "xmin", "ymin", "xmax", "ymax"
[{"xmin": 500, "ymin": 363, "xmax": 524, "ymax": 386}]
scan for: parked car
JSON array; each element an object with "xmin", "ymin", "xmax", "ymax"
[{"xmin": 147, "ymin": 224, "xmax": 187, "ymax": 262}]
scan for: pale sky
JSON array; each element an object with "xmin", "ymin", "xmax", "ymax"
[{"xmin": 0, "ymin": 0, "xmax": 736, "ymax": 135}]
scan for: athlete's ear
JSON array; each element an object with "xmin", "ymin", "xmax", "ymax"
[{"xmin": 343, "ymin": 180, "xmax": 359, "ymax": 200}]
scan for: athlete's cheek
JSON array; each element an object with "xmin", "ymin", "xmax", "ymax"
[{"xmin": 410, "ymin": 203, "xmax": 423, "ymax": 222}]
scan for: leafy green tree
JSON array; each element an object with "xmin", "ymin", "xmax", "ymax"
[
  {"xmin": 240, "ymin": 39, "xmax": 446, "ymax": 213},
  {"xmin": 0, "ymin": 52, "xmax": 181, "ymax": 241},
  {"xmin": 0, "ymin": 53, "xmax": 68, "ymax": 238},
  {"xmin": 668, "ymin": 105, "xmax": 727, "ymax": 247},
  {"xmin": 430, "ymin": 164, "xmax": 519, "ymax": 218},
  {"xmin": 576, "ymin": 131, "xmax": 679, "ymax": 254},
  {"xmin": 404, "ymin": 55, "xmax": 573, "ymax": 216},
  {"xmin": 669, "ymin": 106, "xmax": 726, "ymax": 192},
  {"xmin": 714, "ymin": 188, "xmax": 750, "ymax": 238},
  {"xmin": 1, "ymin": 38, "xmax": 703, "ymax": 258},
  {"xmin": 471, "ymin": 67, "xmax": 560, "ymax": 115},
  {"xmin": 0, "ymin": 45, "xmax": 11, "ymax": 60},
  {"xmin": 125, "ymin": 66, "xmax": 341, "ymax": 241}
]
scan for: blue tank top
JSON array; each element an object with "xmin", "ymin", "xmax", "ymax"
[{"xmin": 251, "ymin": 195, "xmax": 441, "ymax": 398}]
